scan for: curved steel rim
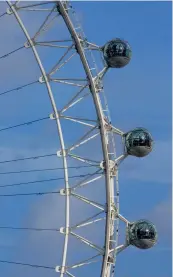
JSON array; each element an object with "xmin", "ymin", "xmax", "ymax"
[
  {"xmin": 6, "ymin": 1, "xmax": 70, "ymax": 275},
  {"xmin": 6, "ymin": 2, "xmax": 118, "ymax": 276},
  {"xmin": 57, "ymin": 2, "xmax": 115, "ymax": 277}
]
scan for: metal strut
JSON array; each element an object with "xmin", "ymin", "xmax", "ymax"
[
  {"xmin": 6, "ymin": 2, "xmax": 70, "ymax": 277},
  {"xmin": 57, "ymin": 2, "xmax": 116, "ymax": 277}
]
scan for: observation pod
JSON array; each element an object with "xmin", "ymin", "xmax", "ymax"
[
  {"xmin": 102, "ymin": 38, "xmax": 132, "ymax": 68},
  {"xmin": 124, "ymin": 128, "xmax": 153, "ymax": 157},
  {"xmin": 128, "ymin": 220, "xmax": 158, "ymax": 249}
]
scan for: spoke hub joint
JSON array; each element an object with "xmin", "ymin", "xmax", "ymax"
[{"xmin": 60, "ymin": 188, "xmax": 71, "ymax": 196}]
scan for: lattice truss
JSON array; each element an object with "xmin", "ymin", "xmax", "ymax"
[{"xmin": 0, "ymin": 1, "xmax": 156, "ymax": 277}]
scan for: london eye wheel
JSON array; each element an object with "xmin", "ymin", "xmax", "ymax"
[{"xmin": 0, "ymin": 1, "xmax": 157, "ymax": 277}]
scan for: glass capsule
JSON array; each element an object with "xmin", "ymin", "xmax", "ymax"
[
  {"xmin": 124, "ymin": 128, "xmax": 153, "ymax": 157},
  {"xmin": 128, "ymin": 220, "xmax": 158, "ymax": 249},
  {"xmin": 103, "ymin": 38, "xmax": 132, "ymax": 68}
]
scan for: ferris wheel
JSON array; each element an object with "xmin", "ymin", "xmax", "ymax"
[{"xmin": 0, "ymin": 1, "xmax": 158, "ymax": 277}]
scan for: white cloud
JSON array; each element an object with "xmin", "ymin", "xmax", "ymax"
[
  {"xmin": 120, "ymin": 140, "xmax": 171, "ymax": 184},
  {"xmin": 149, "ymin": 197, "xmax": 172, "ymax": 242},
  {"xmin": 0, "ymin": 2, "xmax": 170, "ymax": 277}
]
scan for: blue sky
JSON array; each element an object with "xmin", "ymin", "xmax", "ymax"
[{"xmin": 0, "ymin": 1, "xmax": 171, "ymax": 277}]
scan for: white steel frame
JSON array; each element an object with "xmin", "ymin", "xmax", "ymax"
[{"xmin": 6, "ymin": 1, "xmax": 132, "ymax": 277}]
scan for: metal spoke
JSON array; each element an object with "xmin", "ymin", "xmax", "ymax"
[
  {"xmin": 67, "ymin": 153, "xmax": 100, "ymax": 166},
  {"xmin": 71, "ymin": 211, "xmax": 104, "ymax": 230},
  {"xmin": 48, "ymin": 44, "xmax": 75, "ymax": 76},
  {"xmin": 74, "ymin": 216, "xmax": 105, "ymax": 229},
  {"xmin": 71, "ymin": 173, "xmax": 103, "ymax": 191},
  {"xmin": 18, "ymin": 8, "xmax": 57, "ymax": 12},
  {"xmin": 66, "ymin": 271, "xmax": 76, "ymax": 277},
  {"xmin": 51, "ymin": 78, "xmax": 87, "ymax": 88},
  {"xmin": 33, "ymin": 3, "xmax": 57, "ymax": 40},
  {"xmin": 0, "ymin": 1, "xmax": 143, "ymax": 276},
  {"xmin": 17, "ymin": 2, "xmax": 53, "ymax": 10},
  {"xmin": 71, "ymin": 192, "xmax": 105, "ymax": 211},
  {"xmin": 6, "ymin": 3, "xmax": 70, "ymax": 276},
  {"xmin": 36, "ymin": 42, "xmax": 72, "ymax": 48},
  {"xmin": 66, "ymin": 125, "xmax": 98, "ymax": 153},
  {"xmin": 0, "ymin": 12, "xmax": 7, "ymax": 18},
  {"xmin": 70, "ymin": 231, "xmax": 104, "ymax": 254},
  {"xmin": 61, "ymin": 115, "xmax": 96, "ymax": 128},
  {"xmin": 68, "ymin": 254, "xmax": 101, "ymax": 269},
  {"xmin": 37, "ymin": 39, "xmax": 73, "ymax": 43},
  {"xmin": 60, "ymin": 85, "xmax": 89, "ymax": 113},
  {"xmin": 111, "ymin": 125, "xmax": 124, "ymax": 136}
]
